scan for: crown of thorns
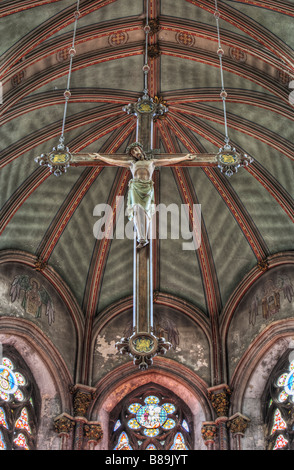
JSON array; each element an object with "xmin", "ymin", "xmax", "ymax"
[{"xmin": 126, "ymin": 142, "xmax": 144, "ymax": 154}]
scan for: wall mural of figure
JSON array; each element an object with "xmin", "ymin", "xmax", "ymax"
[
  {"xmin": 9, "ymin": 275, "xmax": 55, "ymax": 326},
  {"xmin": 248, "ymin": 273, "xmax": 293, "ymax": 326}
]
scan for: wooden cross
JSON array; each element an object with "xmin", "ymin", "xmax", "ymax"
[{"xmin": 35, "ymin": 95, "xmax": 251, "ymax": 369}]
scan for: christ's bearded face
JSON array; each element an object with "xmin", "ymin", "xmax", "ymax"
[{"xmin": 130, "ymin": 146, "xmax": 145, "ymax": 160}]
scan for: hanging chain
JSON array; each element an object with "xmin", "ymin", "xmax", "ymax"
[
  {"xmin": 214, "ymin": 0, "xmax": 230, "ymax": 147},
  {"xmin": 142, "ymin": 0, "xmax": 150, "ymax": 99},
  {"xmin": 58, "ymin": 0, "xmax": 81, "ymax": 149}
]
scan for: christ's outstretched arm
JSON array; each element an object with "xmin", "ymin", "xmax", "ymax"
[
  {"xmin": 92, "ymin": 153, "xmax": 132, "ymax": 168},
  {"xmin": 154, "ymin": 154, "xmax": 194, "ymax": 167}
]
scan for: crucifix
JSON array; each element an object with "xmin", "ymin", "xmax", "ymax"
[
  {"xmin": 35, "ymin": 94, "xmax": 251, "ymax": 370},
  {"xmin": 34, "ymin": 0, "xmax": 252, "ymax": 370}
]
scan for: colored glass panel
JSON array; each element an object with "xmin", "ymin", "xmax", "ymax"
[
  {"xmin": 15, "ymin": 373, "xmax": 25, "ymax": 386},
  {"xmin": 127, "ymin": 418, "xmax": 141, "ymax": 429},
  {"xmin": 162, "ymin": 403, "xmax": 175, "ymax": 414},
  {"xmin": 0, "ymin": 392, "xmax": 9, "ymax": 402},
  {"xmin": 114, "ymin": 432, "xmax": 132, "ymax": 450},
  {"xmin": 114, "ymin": 420, "xmax": 121, "ymax": 431},
  {"xmin": 136, "ymin": 405, "xmax": 167, "ymax": 428},
  {"xmin": 14, "ymin": 389, "xmax": 24, "ymax": 402},
  {"xmin": 285, "ymin": 370, "xmax": 294, "ymax": 395},
  {"xmin": 146, "ymin": 444, "xmax": 157, "ymax": 450},
  {"xmin": 14, "ymin": 433, "xmax": 29, "ymax": 450},
  {"xmin": 128, "ymin": 403, "xmax": 141, "ymax": 414},
  {"xmin": 182, "ymin": 420, "xmax": 189, "ymax": 432},
  {"xmin": 268, "ymin": 398, "xmax": 273, "ymax": 408},
  {"xmin": 271, "ymin": 409, "xmax": 287, "ymax": 434},
  {"xmin": 0, "ymin": 366, "xmax": 18, "ymax": 395},
  {"xmin": 2, "ymin": 358, "xmax": 13, "ymax": 370},
  {"xmin": 273, "ymin": 434, "xmax": 288, "ymax": 450},
  {"xmin": 15, "ymin": 408, "xmax": 31, "ymax": 434},
  {"xmin": 0, "ymin": 430, "xmax": 6, "ymax": 450},
  {"xmin": 278, "ymin": 390, "xmax": 288, "ymax": 402},
  {"xmin": 170, "ymin": 432, "xmax": 188, "ymax": 450},
  {"xmin": 162, "ymin": 419, "xmax": 176, "ymax": 430},
  {"xmin": 0, "ymin": 409, "xmax": 8, "ymax": 429},
  {"xmin": 143, "ymin": 428, "xmax": 159, "ymax": 437},
  {"xmin": 144, "ymin": 396, "xmax": 160, "ymax": 405},
  {"xmin": 277, "ymin": 373, "xmax": 287, "ymax": 387}
]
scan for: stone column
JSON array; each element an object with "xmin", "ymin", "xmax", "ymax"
[
  {"xmin": 208, "ymin": 384, "xmax": 231, "ymax": 450},
  {"xmin": 84, "ymin": 422, "xmax": 103, "ymax": 450},
  {"xmin": 71, "ymin": 384, "xmax": 95, "ymax": 450},
  {"xmin": 227, "ymin": 412, "xmax": 250, "ymax": 450},
  {"xmin": 54, "ymin": 413, "xmax": 75, "ymax": 450},
  {"xmin": 201, "ymin": 422, "xmax": 217, "ymax": 450}
]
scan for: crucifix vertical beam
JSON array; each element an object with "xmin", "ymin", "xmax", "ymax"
[
  {"xmin": 113, "ymin": 92, "xmax": 172, "ymax": 369},
  {"xmin": 133, "ymin": 102, "xmax": 154, "ymax": 336}
]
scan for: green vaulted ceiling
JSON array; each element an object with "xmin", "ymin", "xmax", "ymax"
[{"xmin": 0, "ymin": 0, "xmax": 293, "ymax": 322}]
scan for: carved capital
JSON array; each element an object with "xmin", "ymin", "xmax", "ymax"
[
  {"xmin": 227, "ymin": 413, "xmax": 250, "ymax": 436},
  {"xmin": 208, "ymin": 384, "xmax": 232, "ymax": 418},
  {"xmin": 201, "ymin": 422, "xmax": 217, "ymax": 444},
  {"xmin": 70, "ymin": 384, "xmax": 95, "ymax": 417},
  {"xmin": 84, "ymin": 422, "xmax": 103, "ymax": 443},
  {"xmin": 54, "ymin": 413, "xmax": 75, "ymax": 435}
]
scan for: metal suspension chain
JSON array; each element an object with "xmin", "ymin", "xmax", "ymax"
[
  {"xmin": 143, "ymin": 0, "xmax": 150, "ymax": 99},
  {"xmin": 214, "ymin": 0, "xmax": 230, "ymax": 147},
  {"xmin": 59, "ymin": 0, "xmax": 81, "ymax": 149}
]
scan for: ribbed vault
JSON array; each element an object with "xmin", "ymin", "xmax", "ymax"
[{"xmin": 0, "ymin": 0, "xmax": 293, "ymax": 386}]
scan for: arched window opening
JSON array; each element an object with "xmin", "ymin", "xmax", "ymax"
[
  {"xmin": 263, "ymin": 349, "xmax": 294, "ymax": 450},
  {"xmin": 0, "ymin": 345, "xmax": 40, "ymax": 450},
  {"xmin": 109, "ymin": 384, "xmax": 193, "ymax": 450}
]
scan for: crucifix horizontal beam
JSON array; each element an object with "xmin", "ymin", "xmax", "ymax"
[{"xmin": 36, "ymin": 151, "xmax": 220, "ymax": 168}]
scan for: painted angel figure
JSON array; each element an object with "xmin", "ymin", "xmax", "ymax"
[
  {"xmin": 10, "ymin": 274, "xmax": 55, "ymax": 326},
  {"xmin": 93, "ymin": 143, "xmax": 193, "ymax": 248}
]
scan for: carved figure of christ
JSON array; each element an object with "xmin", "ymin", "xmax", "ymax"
[{"xmin": 92, "ymin": 143, "xmax": 194, "ymax": 248}]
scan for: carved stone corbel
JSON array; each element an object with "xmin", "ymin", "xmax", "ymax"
[
  {"xmin": 201, "ymin": 422, "xmax": 217, "ymax": 450},
  {"xmin": 227, "ymin": 412, "xmax": 250, "ymax": 450},
  {"xmin": 69, "ymin": 384, "xmax": 96, "ymax": 450},
  {"xmin": 208, "ymin": 384, "xmax": 232, "ymax": 450},
  {"xmin": 54, "ymin": 413, "xmax": 75, "ymax": 450},
  {"xmin": 71, "ymin": 384, "xmax": 95, "ymax": 418},
  {"xmin": 208, "ymin": 384, "xmax": 232, "ymax": 418},
  {"xmin": 84, "ymin": 422, "xmax": 103, "ymax": 450}
]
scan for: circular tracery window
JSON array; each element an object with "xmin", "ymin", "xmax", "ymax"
[{"xmin": 110, "ymin": 385, "xmax": 193, "ymax": 450}]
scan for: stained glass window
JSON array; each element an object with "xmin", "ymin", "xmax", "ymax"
[
  {"xmin": 182, "ymin": 419, "xmax": 189, "ymax": 432},
  {"xmin": 14, "ymin": 433, "xmax": 29, "ymax": 450},
  {"xmin": 0, "ymin": 430, "xmax": 6, "ymax": 450},
  {"xmin": 273, "ymin": 434, "xmax": 288, "ymax": 450},
  {"xmin": 0, "ymin": 408, "xmax": 8, "ymax": 429},
  {"xmin": 0, "ymin": 346, "xmax": 39, "ymax": 450},
  {"xmin": 15, "ymin": 408, "xmax": 32, "ymax": 434},
  {"xmin": 264, "ymin": 350, "xmax": 294, "ymax": 450},
  {"xmin": 114, "ymin": 420, "xmax": 121, "ymax": 431},
  {"xmin": 110, "ymin": 386, "xmax": 193, "ymax": 450},
  {"xmin": 170, "ymin": 432, "xmax": 188, "ymax": 450},
  {"xmin": 114, "ymin": 432, "xmax": 133, "ymax": 450}
]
